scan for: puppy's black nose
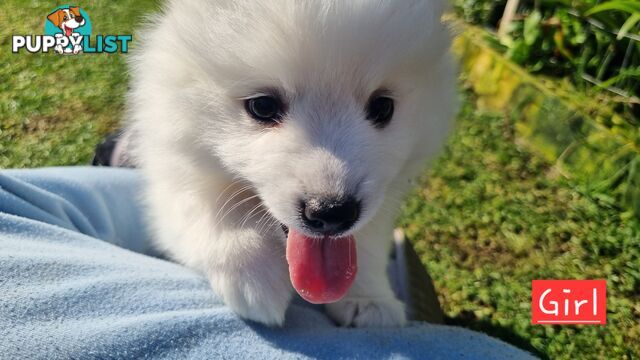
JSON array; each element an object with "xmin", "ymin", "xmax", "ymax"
[
  {"xmin": 75, "ymin": 15, "xmax": 84, "ymax": 22},
  {"xmin": 301, "ymin": 197, "xmax": 360, "ymax": 235}
]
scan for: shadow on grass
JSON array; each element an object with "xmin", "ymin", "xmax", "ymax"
[{"xmin": 445, "ymin": 312, "xmax": 547, "ymax": 360}]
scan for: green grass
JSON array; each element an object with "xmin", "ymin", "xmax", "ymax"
[
  {"xmin": 399, "ymin": 91, "xmax": 640, "ymax": 359},
  {"xmin": 1, "ymin": 1, "xmax": 639, "ymax": 359},
  {"xmin": 0, "ymin": 0, "xmax": 161, "ymax": 168}
]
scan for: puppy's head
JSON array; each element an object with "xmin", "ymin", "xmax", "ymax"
[
  {"xmin": 155, "ymin": 0, "xmax": 455, "ymax": 237},
  {"xmin": 47, "ymin": 7, "xmax": 85, "ymax": 36}
]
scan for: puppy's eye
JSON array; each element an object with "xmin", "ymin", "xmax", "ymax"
[
  {"xmin": 366, "ymin": 94, "xmax": 394, "ymax": 128},
  {"xmin": 245, "ymin": 96, "xmax": 284, "ymax": 124}
]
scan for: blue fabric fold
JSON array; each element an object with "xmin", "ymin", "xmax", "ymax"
[{"xmin": 0, "ymin": 167, "xmax": 533, "ymax": 359}]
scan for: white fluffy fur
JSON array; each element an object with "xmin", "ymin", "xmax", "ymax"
[{"xmin": 127, "ymin": 0, "xmax": 456, "ymax": 327}]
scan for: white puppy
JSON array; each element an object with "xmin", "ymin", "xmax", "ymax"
[{"xmin": 127, "ymin": 0, "xmax": 456, "ymax": 327}]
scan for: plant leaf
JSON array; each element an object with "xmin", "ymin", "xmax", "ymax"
[
  {"xmin": 524, "ymin": 10, "xmax": 542, "ymax": 45},
  {"xmin": 585, "ymin": 1, "xmax": 640, "ymax": 16},
  {"xmin": 617, "ymin": 12, "xmax": 640, "ymax": 39}
]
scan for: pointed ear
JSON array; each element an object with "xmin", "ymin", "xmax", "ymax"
[{"xmin": 47, "ymin": 9, "xmax": 63, "ymax": 28}]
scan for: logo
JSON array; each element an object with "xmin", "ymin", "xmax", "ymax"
[
  {"xmin": 531, "ymin": 280, "xmax": 606, "ymax": 325},
  {"xmin": 12, "ymin": 5, "xmax": 132, "ymax": 55}
]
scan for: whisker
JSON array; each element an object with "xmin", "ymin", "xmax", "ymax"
[
  {"xmin": 213, "ymin": 184, "xmax": 253, "ymax": 224},
  {"xmin": 238, "ymin": 203, "xmax": 265, "ymax": 230},
  {"xmin": 215, "ymin": 194, "xmax": 260, "ymax": 228}
]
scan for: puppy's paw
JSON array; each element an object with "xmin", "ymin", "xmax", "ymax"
[
  {"xmin": 217, "ymin": 276, "xmax": 290, "ymax": 326},
  {"xmin": 326, "ymin": 296, "xmax": 407, "ymax": 327},
  {"xmin": 210, "ymin": 265, "xmax": 292, "ymax": 326}
]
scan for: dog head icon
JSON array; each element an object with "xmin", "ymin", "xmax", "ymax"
[{"xmin": 47, "ymin": 7, "xmax": 85, "ymax": 36}]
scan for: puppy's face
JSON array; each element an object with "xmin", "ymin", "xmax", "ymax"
[
  {"xmin": 47, "ymin": 7, "xmax": 85, "ymax": 36},
  {"xmin": 178, "ymin": 0, "xmax": 453, "ymax": 237},
  {"xmin": 224, "ymin": 83, "xmax": 404, "ymax": 237}
]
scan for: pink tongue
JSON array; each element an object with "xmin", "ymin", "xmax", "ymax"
[
  {"xmin": 65, "ymin": 27, "xmax": 72, "ymax": 36},
  {"xmin": 286, "ymin": 229, "xmax": 357, "ymax": 304}
]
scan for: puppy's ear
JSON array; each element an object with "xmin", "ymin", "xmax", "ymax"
[
  {"xmin": 47, "ymin": 9, "xmax": 64, "ymax": 28},
  {"xmin": 69, "ymin": 7, "xmax": 81, "ymax": 17}
]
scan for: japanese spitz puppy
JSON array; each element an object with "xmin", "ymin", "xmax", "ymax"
[{"xmin": 127, "ymin": 0, "xmax": 455, "ymax": 327}]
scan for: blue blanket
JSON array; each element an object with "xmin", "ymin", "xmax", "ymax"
[{"xmin": 0, "ymin": 167, "xmax": 533, "ymax": 359}]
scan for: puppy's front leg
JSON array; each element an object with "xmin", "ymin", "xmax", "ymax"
[
  {"xmin": 54, "ymin": 33, "xmax": 64, "ymax": 54},
  {"xmin": 71, "ymin": 34, "xmax": 82, "ymax": 54},
  {"xmin": 326, "ymin": 208, "xmax": 407, "ymax": 327},
  {"xmin": 205, "ymin": 207, "xmax": 293, "ymax": 326}
]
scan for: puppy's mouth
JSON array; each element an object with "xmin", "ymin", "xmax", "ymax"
[{"xmin": 281, "ymin": 224, "xmax": 357, "ymax": 304}]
